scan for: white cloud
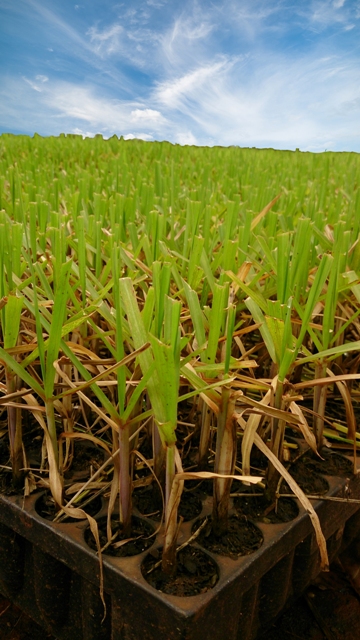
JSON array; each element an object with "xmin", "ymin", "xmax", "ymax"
[
  {"xmin": 307, "ymin": 0, "xmax": 358, "ymax": 30},
  {"xmin": 303, "ymin": 139, "xmax": 335, "ymax": 151},
  {"xmin": 2, "ymin": 0, "xmax": 360, "ymax": 152},
  {"xmin": 23, "ymin": 74, "xmax": 49, "ymax": 94},
  {"xmin": 44, "ymin": 83, "xmax": 147, "ymax": 131},
  {"xmin": 26, "ymin": 0, "xmax": 92, "ymax": 53},
  {"xmin": 47, "ymin": 84, "xmax": 168, "ymax": 134},
  {"xmin": 146, "ymin": 0, "xmax": 165, "ymax": 6},
  {"xmin": 72, "ymin": 127, "xmax": 97, "ymax": 138},
  {"xmin": 23, "ymin": 76, "xmax": 45, "ymax": 92},
  {"xmin": 20, "ymin": 0, "xmax": 133, "ymax": 90},
  {"xmin": 2, "ymin": 41, "xmax": 358, "ymax": 152},
  {"xmin": 175, "ymin": 131, "xmax": 198, "ymax": 145},
  {"xmin": 130, "ymin": 108, "xmax": 164, "ymax": 123},
  {"xmin": 165, "ymin": 4, "xmax": 245, "ymax": 68},
  {"xmin": 1, "ymin": 77, "xmax": 166, "ymax": 139},
  {"xmin": 154, "ymin": 58, "xmax": 236, "ymax": 109},
  {"xmin": 154, "ymin": 50, "xmax": 360, "ymax": 151},
  {"xmin": 123, "ymin": 132, "xmax": 154, "ymax": 140},
  {"xmin": 87, "ymin": 24, "xmax": 124, "ymax": 56},
  {"xmin": 338, "ymin": 96, "xmax": 360, "ymax": 113},
  {"xmin": 179, "ymin": 20, "xmax": 214, "ymax": 41}
]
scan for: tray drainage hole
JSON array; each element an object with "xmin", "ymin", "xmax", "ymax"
[
  {"xmin": 192, "ymin": 514, "xmax": 264, "ymax": 558},
  {"xmin": 85, "ymin": 515, "xmax": 155, "ymax": 557},
  {"xmin": 141, "ymin": 546, "xmax": 219, "ymax": 596},
  {"xmin": 35, "ymin": 491, "xmax": 103, "ymax": 522}
]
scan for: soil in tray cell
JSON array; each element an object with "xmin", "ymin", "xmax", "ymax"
[
  {"xmin": 63, "ymin": 442, "xmax": 107, "ymax": 478},
  {"xmin": 301, "ymin": 448, "xmax": 354, "ymax": 477},
  {"xmin": 133, "ymin": 484, "xmax": 203, "ymax": 521},
  {"xmin": 193, "ymin": 514, "xmax": 264, "ymax": 559},
  {"xmin": 283, "ymin": 448, "xmax": 353, "ymax": 497},
  {"xmin": 234, "ymin": 490, "xmax": 299, "ymax": 524},
  {"xmin": 85, "ymin": 515, "xmax": 155, "ymax": 557},
  {"xmin": 283, "ymin": 460, "xmax": 330, "ymax": 495},
  {"xmin": 35, "ymin": 490, "xmax": 103, "ymax": 521},
  {"xmin": 0, "ymin": 470, "xmax": 13, "ymax": 495},
  {"xmin": 141, "ymin": 545, "xmax": 219, "ymax": 596}
]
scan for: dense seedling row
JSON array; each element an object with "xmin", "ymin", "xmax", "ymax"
[{"xmin": 0, "ymin": 133, "xmax": 360, "ymax": 575}]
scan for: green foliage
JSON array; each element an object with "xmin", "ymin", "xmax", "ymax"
[{"xmin": 0, "ymin": 133, "xmax": 359, "ymax": 566}]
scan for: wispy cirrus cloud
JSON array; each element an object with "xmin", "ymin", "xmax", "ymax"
[
  {"xmin": 87, "ymin": 24, "xmax": 124, "ymax": 57},
  {"xmin": 153, "ymin": 50, "xmax": 360, "ymax": 150},
  {"xmin": 161, "ymin": 15, "xmax": 216, "ymax": 69},
  {"xmin": 305, "ymin": 0, "xmax": 359, "ymax": 31},
  {"xmin": 154, "ymin": 58, "xmax": 237, "ymax": 110},
  {"xmin": 5, "ymin": 0, "xmax": 138, "ymax": 95},
  {"xmin": 23, "ymin": 74, "xmax": 48, "ymax": 92},
  {"xmin": 23, "ymin": 0, "xmax": 94, "ymax": 55},
  {"xmin": 146, "ymin": 0, "xmax": 166, "ymax": 7}
]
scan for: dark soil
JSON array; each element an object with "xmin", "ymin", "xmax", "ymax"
[
  {"xmin": 35, "ymin": 490, "xmax": 103, "ymax": 521},
  {"xmin": 178, "ymin": 491, "xmax": 203, "ymax": 521},
  {"xmin": 133, "ymin": 484, "xmax": 203, "ymax": 521},
  {"xmin": 25, "ymin": 435, "xmax": 43, "ymax": 467},
  {"xmin": 285, "ymin": 427, "xmax": 304, "ymax": 439},
  {"xmin": 141, "ymin": 545, "xmax": 219, "ymax": 596},
  {"xmin": 184, "ymin": 477, "xmax": 214, "ymax": 496},
  {"xmin": 193, "ymin": 514, "xmax": 264, "ymax": 558},
  {"xmin": 0, "ymin": 435, "xmax": 107, "ymax": 496},
  {"xmin": 282, "ymin": 448, "xmax": 353, "ymax": 497},
  {"xmin": 0, "ymin": 436, "xmax": 10, "ymax": 466},
  {"xmin": 0, "ymin": 470, "xmax": 14, "ymax": 495},
  {"xmin": 0, "ymin": 425, "xmax": 44, "ymax": 470},
  {"xmin": 236, "ymin": 439, "xmax": 285, "ymax": 472},
  {"xmin": 301, "ymin": 448, "xmax": 353, "ymax": 477},
  {"xmin": 85, "ymin": 515, "xmax": 155, "ymax": 557},
  {"xmin": 283, "ymin": 460, "xmax": 330, "ymax": 495},
  {"xmin": 133, "ymin": 485, "xmax": 162, "ymax": 518},
  {"xmin": 0, "ymin": 438, "xmax": 23, "ymax": 495},
  {"xmin": 63, "ymin": 442, "xmax": 107, "ymax": 478},
  {"xmin": 134, "ymin": 439, "xmax": 154, "ymax": 479},
  {"xmin": 234, "ymin": 490, "xmax": 299, "ymax": 524}
]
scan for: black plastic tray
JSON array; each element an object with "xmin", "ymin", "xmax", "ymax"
[{"xmin": 0, "ymin": 464, "xmax": 359, "ymax": 640}]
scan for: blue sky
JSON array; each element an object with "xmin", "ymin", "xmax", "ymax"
[{"xmin": 1, "ymin": 0, "xmax": 360, "ymax": 151}]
